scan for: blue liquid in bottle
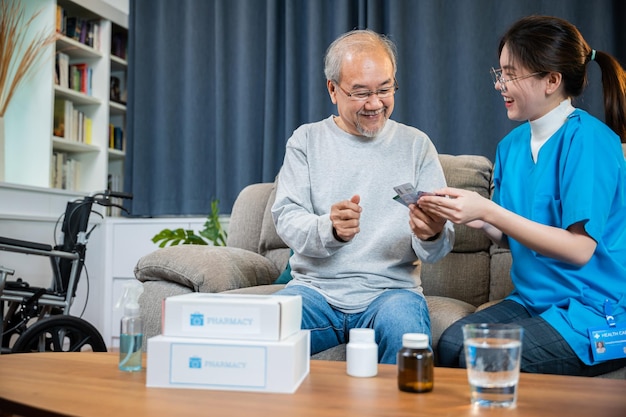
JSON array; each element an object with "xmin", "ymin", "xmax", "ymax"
[
  {"xmin": 117, "ymin": 281, "xmax": 144, "ymax": 372},
  {"xmin": 119, "ymin": 333, "xmax": 143, "ymax": 371}
]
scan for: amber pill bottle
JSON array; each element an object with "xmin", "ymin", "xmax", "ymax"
[{"xmin": 397, "ymin": 333, "xmax": 434, "ymax": 393}]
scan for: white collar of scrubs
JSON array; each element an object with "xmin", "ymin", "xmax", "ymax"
[{"xmin": 530, "ymin": 98, "xmax": 576, "ymax": 162}]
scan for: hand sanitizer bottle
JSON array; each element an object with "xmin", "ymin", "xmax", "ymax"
[{"xmin": 116, "ymin": 280, "xmax": 144, "ymax": 372}]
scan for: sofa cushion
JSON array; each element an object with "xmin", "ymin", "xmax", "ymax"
[
  {"xmin": 273, "ymin": 250, "xmax": 294, "ymax": 284},
  {"xmin": 227, "ymin": 183, "xmax": 273, "ymax": 253},
  {"xmin": 439, "ymin": 154, "xmax": 492, "ymax": 194},
  {"xmin": 439, "ymin": 154, "xmax": 493, "ymax": 253},
  {"xmin": 312, "ymin": 344, "xmax": 346, "ymax": 361},
  {"xmin": 222, "ymin": 284, "xmax": 285, "ymax": 295},
  {"xmin": 135, "ymin": 245, "xmax": 280, "ymax": 293},
  {"xmin": 426, "ymin": 295, "xmax": 476, "ymax": 348},
  {"xmin": 489, "ymin": 246, "xmax": 514, "ymax": 301},
  {"xmin": 258, "ymin": 180, "xmax": 291, "ymax": 271},
  {"xmin": 421, "ymin": 251, "xmax": 491, "ymax": 307}
]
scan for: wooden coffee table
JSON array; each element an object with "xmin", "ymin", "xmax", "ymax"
[{"xmin": 0, "ymin": 352, "xmax": 624, "ymax": 416}]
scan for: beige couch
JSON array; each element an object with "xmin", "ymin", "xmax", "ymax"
[{"xmin": 135, "ymin": 154, "xmax": 625, "ymax": 379}]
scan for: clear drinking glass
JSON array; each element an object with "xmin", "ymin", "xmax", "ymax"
[{"xmin": 462, "ymin": 323, "xmax": 523, "ymax": 408}]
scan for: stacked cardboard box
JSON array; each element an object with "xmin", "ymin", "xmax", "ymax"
[{"xmin": 146, "ymin": 293, "xmax": 309, "ymax": 393}]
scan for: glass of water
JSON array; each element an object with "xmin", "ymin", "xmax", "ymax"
[{"xmin": 462, "ymin": 323, "xmax": 523, "ymax": 408}]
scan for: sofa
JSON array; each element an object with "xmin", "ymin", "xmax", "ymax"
[{"xmin": 135, "ymin": 154, "xmax": 625, "ymax": 379}]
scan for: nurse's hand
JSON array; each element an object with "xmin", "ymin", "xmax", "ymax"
[{"xmin": 417, "ymin": 187, "xmax": 491, "ymax": 228}]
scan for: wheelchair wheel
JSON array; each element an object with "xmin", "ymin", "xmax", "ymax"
[{"xmin": 11, "ymin": 316, "xmax": 107, "ymax": 353}]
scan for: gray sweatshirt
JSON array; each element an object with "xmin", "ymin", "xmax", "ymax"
[{"xmin": 272, "ymin": 115, "xmax": 454, "ymax": 313}]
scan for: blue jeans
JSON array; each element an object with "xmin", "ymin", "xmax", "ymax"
[{"xmin": 275, "ymin": 285, "xmax": 430, "ymax": 364}]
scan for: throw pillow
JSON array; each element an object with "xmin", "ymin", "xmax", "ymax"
[
  {"xmin": 134, "ymin": 245, "xmax": 280, "ymax": 293},
  {"xmin": 273, "ymin": 249, "xmax": 293, "ymax": 284}
]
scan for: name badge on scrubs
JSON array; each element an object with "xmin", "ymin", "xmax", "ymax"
[{"xmin": 588, "ymin": 300, "xmax": 626, "ymax": 362}]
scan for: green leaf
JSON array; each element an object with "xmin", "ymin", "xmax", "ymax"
[
  {"xmin": 151, "ymin": 198, "xmax": 228, "ymax": 247},
  {"xmin": 199, "ymin": 199, "xmax": 228, "ymax": 246},
  {"xmin": 151, "ymin": 228, "xmax": 208, "ymax": 247}
]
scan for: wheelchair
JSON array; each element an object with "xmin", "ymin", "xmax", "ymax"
[{"xmin": 0, "ymin": 190, "xmax": 132, "ymax": 354}]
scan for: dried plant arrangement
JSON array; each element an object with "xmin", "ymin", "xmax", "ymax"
[{"xmin": 0, "ymin": 0, "xmax": 58, "ymax": 117}]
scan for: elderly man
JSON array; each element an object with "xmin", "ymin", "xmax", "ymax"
[{"xmin": 272, "ymin": 29, "xmax": 454, "ymax": 364}]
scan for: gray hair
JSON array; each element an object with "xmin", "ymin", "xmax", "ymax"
[{"xmin": 324, "ymin": 29, "xmax": 398, "ymax": 83}]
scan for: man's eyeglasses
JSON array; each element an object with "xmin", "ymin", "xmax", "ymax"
[
  {"xmin": 334, "ymin": 80, "xmax": 399, "ymax": 101},
  {"xmin": 490, "ymin": 67, "xmax": 543, "ymax": 93}
]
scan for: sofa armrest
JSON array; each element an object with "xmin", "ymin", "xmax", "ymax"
[
  {"xmin": 139, "ymin": 280, "xmax": 193, "ymax": 349},
  {"xmin": 134, "ymin": 245, "xmax": 280, "ymax": 293}
]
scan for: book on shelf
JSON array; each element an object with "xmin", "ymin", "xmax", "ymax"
[
  {"xmin": 66, "ymin": 16, "xmax": 94, "ymax": 45},
  {"xmin": 55, "ymin": 5, "xmax": 66, "ymax": 34},
  {"xmin": 56, "ymin": 5, "xmax": 101, "ymax": 51},
  {"xmin": 72, "ymin": 109, "xmax": 80, "ymax": 143},
  {"xmin": 53, "ymin": 98, "xmax": 65, "ymax": 137},
  {"xmin": 52, "ymin": 98, "xmax": 73, "ymax": 139},
  {"xmin": 111, "ymin": 32, "xmax": 128, "ymax": 59},
  {"xmin": 53, "ymin": 98, "xmax": 91, "ymax": 144},
  {"xmin": 72, "ymin": 110, "xmax": 90, "ymax": 144},
  {"xmin": 68, "ymin": 63, "xmax": 92, "ymax": 95},
  {"xmin": 51, "ymin": 152, "xmax": 62, "ymax": 188},
  {"xmin": 84, "ymin": 117, "xmax": 93, "ymax": 144},
  {"xmin": 57, "ymin": 59, "xmax": 96, "ymax": 97},
  {"xmin": 87, "ymin": 20, "xmax": 101, "ymax": 50},
  {"xmin": 109, "ymin": 124, "xmax": 124, "ymax": 151},
  {"xmin": 110, "ymin": 73, "xmax": 127, "ymax": 104},
  {"xmin": 55, "ymin": 52, "xmax": 70, "ymax": 89},
  {"xmin": 107, "ymin": 173, "xmax": 124, "ymax": 216},
  {"xmin": 65, "ymin": 17, "xmax": 82, "ymax": 42},
  {"xmin": 79, "ymin": 21, "xmax": 87, "ymax": 45},
  {"xmin": 110, "ymin": 76, "xmax": 121, "ymax": 102},
  {"xmin": 65, "ymin": 101, "xmax": 73, "ymax": 140},
  {"xmin": 51, "ymin": 152, "xmax": 81, "ymax": 191}
]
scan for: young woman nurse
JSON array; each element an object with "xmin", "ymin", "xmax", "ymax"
[{"xmin": 428, "ymin": 15, "xmax": 626, "ymax": 376}]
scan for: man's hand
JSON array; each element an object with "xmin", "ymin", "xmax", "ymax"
[
  {"xmin": 330, "ymin": 195, "xmax": 361, "ymax": 242},
  {"xmin": 408, "ymin": 201, "xmax": 446, "ymax": 241}
]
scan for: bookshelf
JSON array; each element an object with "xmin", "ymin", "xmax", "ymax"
[
  {"xmin": 2, "ymin": 0, "xmax": 128, "ymax": 201},
  {"xmin": 1, "ymin": 0, "xmax": 130, "ymax": 354}
]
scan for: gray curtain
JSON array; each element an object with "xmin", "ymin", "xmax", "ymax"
[{"xmin": 126, "ymin": 0, "xmax": 625, "ymax": 216}]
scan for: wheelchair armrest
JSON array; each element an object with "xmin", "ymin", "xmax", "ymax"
[
  {"xmin": 0, "ymin": 237, "xmax": 78, "ymax": 260},
  {"xmin": 0, "ymin": 236, "xmax": 52, "ymax": 251}
]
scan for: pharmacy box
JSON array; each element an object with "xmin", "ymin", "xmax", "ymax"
[
  {"xmin": 162, "ymin": 293, "xmax": 302, "ymax": 341},
  {"xmin": 146, "ymin": 330, "xmax": 310, "ymax": 393}
]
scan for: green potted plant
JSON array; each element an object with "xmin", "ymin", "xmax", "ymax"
[{"xmin": 152, "ymin": 199, "xmax": 228, "ymax": 247}]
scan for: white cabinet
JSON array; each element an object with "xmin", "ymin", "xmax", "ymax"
[{"xmin": 102, "ymin": 218, "xmax": 213, "ymax": 348}]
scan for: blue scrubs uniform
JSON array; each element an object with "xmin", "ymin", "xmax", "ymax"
[{"xmin": 493, "ymin": 109, "xmax": 626, "ymax": 365}]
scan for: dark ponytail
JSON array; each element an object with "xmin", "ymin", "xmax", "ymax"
[{"xmin": 592, "ymin": 50, "xmax": 626, "ymax": 143}]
